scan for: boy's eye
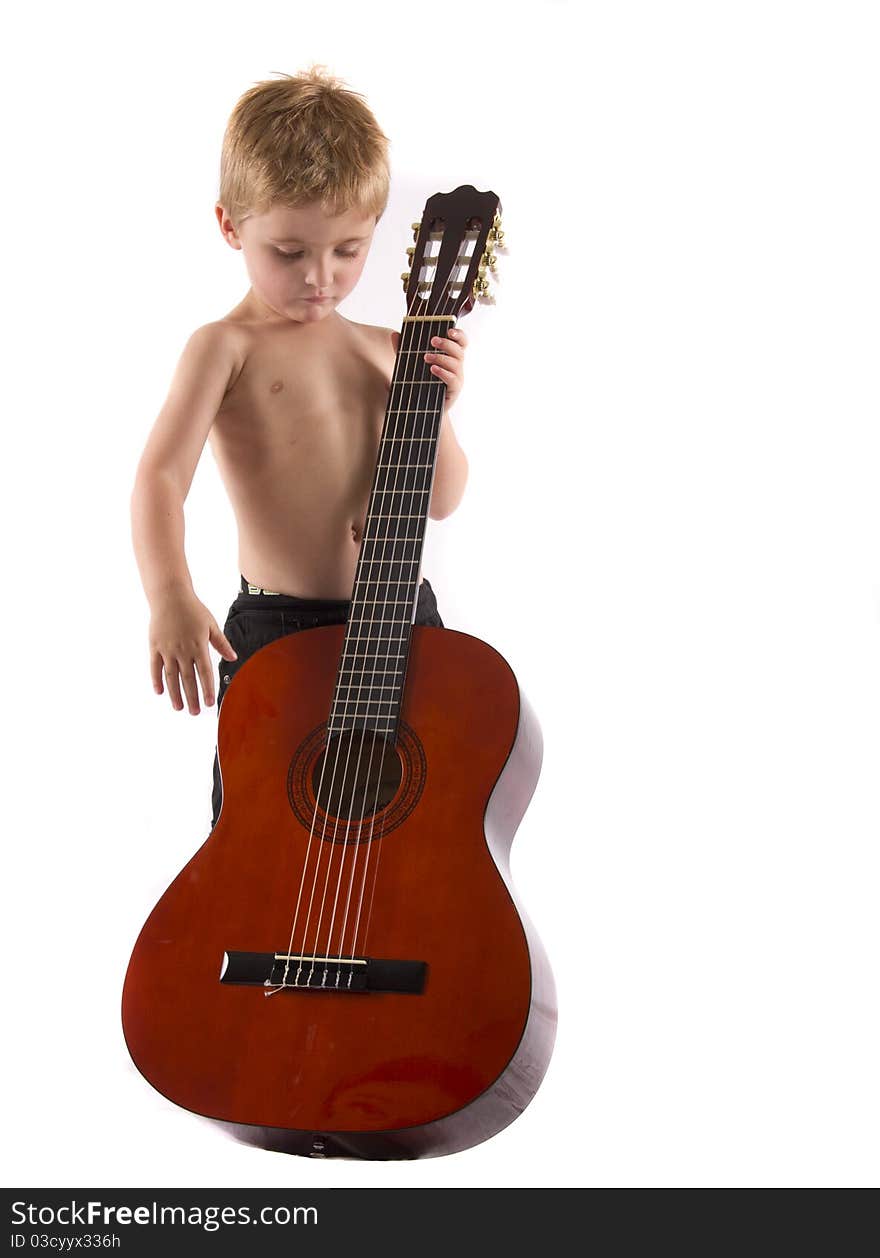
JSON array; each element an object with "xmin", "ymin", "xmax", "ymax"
[{"xmin": 274, "ymin": 249, "xmax": 360, "ymax": 261}]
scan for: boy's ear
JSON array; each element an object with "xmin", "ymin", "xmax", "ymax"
[{"xmin": 215, "ymin": 202, "xmax": 242, "ymax": 250}]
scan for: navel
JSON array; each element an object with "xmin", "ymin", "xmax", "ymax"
[
  {"xmin": 351, "ymin": 523, "xmax": 363, "ymax": 543},
  {"xmin": 270, "ymin": 379, "xmax": 284, "ymax": 394}
]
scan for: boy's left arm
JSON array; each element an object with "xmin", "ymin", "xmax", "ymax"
[{"xmin": 390, "ymin": 326, "xmax": 469, "ymax": 520}]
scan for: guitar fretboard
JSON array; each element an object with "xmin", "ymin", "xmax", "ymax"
[{"xmin": 327, "ymin": 315, "xmax": 456, "ymax": 738}]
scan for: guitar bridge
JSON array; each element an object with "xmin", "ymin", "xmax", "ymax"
[{"xmin": 220, "ymin": 950, "xmax": 427, "ymax": 994}]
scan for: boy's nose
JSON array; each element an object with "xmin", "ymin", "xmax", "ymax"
[{"xmin": 305, "ymin": 257, "xmax": 334, "ymax": 290}]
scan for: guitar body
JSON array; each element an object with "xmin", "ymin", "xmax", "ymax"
[{"xmin": 122, "ymin": 623, "xmax": 556, "ymax": 1159}]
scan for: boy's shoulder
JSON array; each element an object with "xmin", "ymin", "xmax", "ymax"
[
  {"xmin": 348, "ymin": 317, "xmax": 396, "ymax": 352},
  {"xmin": 209, "ymin": 310, "xmax": 394, "ymax": 347},
  {"xmin": 195, "ymin": 312, "xmax": 395, "ymax": 386}
]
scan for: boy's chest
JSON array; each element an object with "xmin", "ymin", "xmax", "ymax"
[{"xmin": 211, "ymin": 327, "xmax": 395, "ymax": 496}]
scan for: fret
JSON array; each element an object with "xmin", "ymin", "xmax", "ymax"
[
  {"xmin": 367, "ymin": 495, "xmax": 429, "ymax": 505},
  {"xmin": 350, "ymin": 590, "xmax": 417, "ymax": 602},
  {"xmin": 360, "ymin": 543, "xmax": 423, "ymax": 551},
  {"xmin": 370, "ymin": 495, "xmax": 430, "ymax": 503},
  {"xmin": 331, "ymin": 700, "xmax": 400, "ymax": 714},
  {"xmin": 330, "ymin": 710, "xmax": 399, "ymax": 722},
  {"xmin": 360, "ymin": 541, "xmax": 422, "ymax": 551},
  {"xmin": 349, "ymin": 595, "xmax": 416, "ymax": 607},
  {"xmin": 337, "ymin": 679, "xmax": 404, "ymax": 690},
  {"xmin": 370, "ymin": 481, "xmax": 431, "ymax": 492},
  {"xmin": 389, "ymin": 374, "xmax": 447, "ymax": 384},
  {"xmin": 371, "ymin": 486, "xmax": 431, "ymax": 494},
  {"xmin": 357, "ymin": 557, "xmax": 420, "ymax": 567},
  {"xmin": 361, "ymin": 540, "xmax": 423, "ymax": 547},
  {"xmin": 328, "ymin": 723, "xmax": 396, "ymax": 735},
  {"xmin": 339, "ymin": 649, "xmax": 409, "ymax": 659},
  {"xmin": 342, "ymin": 638, "xmax": 411, "ymax": 648},
  {"xmin": 350, "ymin": 590, "xmax": 418, "ymax": 603},
  {"xmin": 341, "ymin": 632, "xmax": 410, "ymax": 643},
  {"xmin": 347, "ymin": 598, "xmax": 412, "ymax": 605},
  {"xmin": 364, "ymin": 514, "xmax": 426, "ymax": 522},
  {"xmin": 360, "ymin": 538, "xmax": 422, "ymax": 547},
  {"xmin": 348, "ymin": 593, "xmax": 416, "ymax": 603},
  {"xmin": 347, "ymin": 611, "xmax": 415, "ymax": 623},
  {"xmin": 335, "ymin": 682, "xmax": 400, "ymax": 691},
  {"xmin": 337, "ymin": 667, "xmax": 404, "ymax": 678},
  {"xmin": 344, "ymin": 623, "xmax": 411, "ymax": 634},
  {"xmin": 344, "ymin": 629, "xmax": 410, "ymax": 639}
]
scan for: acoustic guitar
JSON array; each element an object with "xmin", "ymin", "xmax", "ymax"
[{"xmin": 122, "ymin": 185, "xmax": 556, "ymax": 1159}]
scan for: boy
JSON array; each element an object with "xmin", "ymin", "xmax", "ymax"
[{"xmin": 130, "ymin": 67, "xmax": 469, "ymax": 830}]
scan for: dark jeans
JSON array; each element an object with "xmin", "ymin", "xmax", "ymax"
[{"xmin": 210, "ymin": 575, "xmax": 445, "ymax": 829}]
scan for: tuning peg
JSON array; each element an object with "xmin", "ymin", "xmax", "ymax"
[
  {"xmin": 489, "ymin": 210, "xmax": 506, "ymax": 250},
  {"xmin": 482, "ymin": 249, "xmax": 498, "ymax": 272},
  {"xmin": 472, "ymin": 274, "xmax": 490, "ymax": 299},
  {"xmin": 406, "ymin": 246, "xmax": 415, "ymax": 260}
]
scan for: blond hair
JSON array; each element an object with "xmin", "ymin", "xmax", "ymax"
[{"xmin": 218, "ymin": 66, "xmax": 390, "ymax": 229}]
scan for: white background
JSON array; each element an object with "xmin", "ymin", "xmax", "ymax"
[{"xmin": 2, "ymin": 0, "xmax": 879, "ymax": 1188}]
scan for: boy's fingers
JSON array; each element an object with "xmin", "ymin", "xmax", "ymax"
[
  {"xmin": 179, "ymin": 661, "xmax": 201, "ymax": 716},
  {"xmin": 164, "ymin": 662, "xmax": 184, "ymax": 712},
  {"xmin": 196, "ymin": 653, "xmax": 215, "ymax": 707},
  {"xmin": 429, "ymin": 336, "xmax": 464, "ymax": 357},
  {"xmin": 209, "ymin": 622, "xmax": 238, "ymax": 661},
  {"xmin": 150, "ymin": 652, "xmax": 164, "ymax": 694}
]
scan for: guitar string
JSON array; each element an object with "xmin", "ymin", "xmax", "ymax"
[
  {"xmin": 298, "ymin": 252, "xmax": 448, "ymax": 988},
  {"xmin": 267, "ymin": 261, "xmax": 426, "ymax": 993},
  {"xmin": 343, "ymin": 249, "xmax": 466, "ymax": 972},
  {"xmin": 335, "ymin": 216, "xmax": 490, "ymax": 975},
  {"xmin": 312, "ymin": 312, "xmax": 429, "ymax": 986},
  {"xmin": 344, "ymin": 318, "xmax": 447, "ymax": 976},
  {"xmin": 310, "ymin": 239, "xmax": 461, "ymax": 986},
  {"xmin": 269, "ymin": 219, "xmax": 465, "ymax": 992},
  {"xmin": 313, "ymin": 240, "xmax": 465, "ymax": 981}
]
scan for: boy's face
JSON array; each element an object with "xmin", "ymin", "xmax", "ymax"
[{"xmin": 216, "ymin": 199, "xmax": 377, "ymax": 324}]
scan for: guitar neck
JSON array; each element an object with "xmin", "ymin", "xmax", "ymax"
[{"xmin": 326, "ymin": 314, "xmax": 457, "ymax": 739}]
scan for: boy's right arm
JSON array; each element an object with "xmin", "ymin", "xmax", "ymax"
[{"xmin": 131, "ymin": 323, "xmax": 240, "ymax": 716}]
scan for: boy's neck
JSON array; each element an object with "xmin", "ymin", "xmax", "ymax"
[{"xmin": 239, "ymin": 288, "xmax": 344, "ymax": 329}]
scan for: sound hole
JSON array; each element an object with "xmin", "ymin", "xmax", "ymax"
[{"xmin": 311, "ymin": 730, "xmax": 403, "ymax": 822}]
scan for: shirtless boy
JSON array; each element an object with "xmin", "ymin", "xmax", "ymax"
[{"xmin": 130, "ymin": 67, "xmax": 469, "ymax": 828}]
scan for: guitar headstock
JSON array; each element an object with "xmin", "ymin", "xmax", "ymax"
[{"xmin": 401, "ymin": 184, "xmax": 505, "ymax": 319}]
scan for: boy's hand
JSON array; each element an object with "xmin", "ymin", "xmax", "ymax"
[
  {"xmin": 392, "ymin": 327, "xmax": 468, "ymax": 411},
  {"xmin": 149, "ymin": 589, "xmax": 238, "ymax": 715}
]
